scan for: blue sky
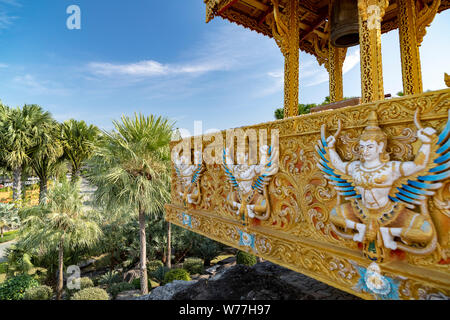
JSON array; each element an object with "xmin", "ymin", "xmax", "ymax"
[{"xmin": 0, "ymin": 0, "xmax": 449, "ymax": 136}]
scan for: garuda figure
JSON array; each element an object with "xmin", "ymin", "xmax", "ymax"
[
  {"xmin": 173, "ymin": 150, "xmax": 204, "ymax": 206},
  {"xmin": 316, "ymin": 110, "xmax": 450, "ymax": 262},
  {"xmin": 223, "ymin": 145, "xmax": 279, "ymax": 224}
]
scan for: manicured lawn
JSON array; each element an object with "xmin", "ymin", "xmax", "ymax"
[{"xmin": 0, "ymin": 230, "xmax": 19, "ymax": 243}]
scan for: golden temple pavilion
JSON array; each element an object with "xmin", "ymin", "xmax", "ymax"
[{"xmin": 166, "ymin": 0, "xmax": 450, "ymax": 300}]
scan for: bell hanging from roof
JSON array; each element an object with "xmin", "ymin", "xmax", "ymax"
[{"xmin": 330, "ymin": 0, "xmax": 360, "ymax": 48}]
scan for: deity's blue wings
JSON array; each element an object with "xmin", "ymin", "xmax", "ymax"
[
  {"xmin": 222, "ymin": 149, "xmax": 239, "ymax": 190},
  {"xmin": 389, "ymin": 109, "xmax": 450, "ymax": 208},
  {"xmin": 190, "ymin": 163, "xmax": 203, "ymax": 184},
  {"xmin": 174, "ymin": 165, "xmax": 182, "ymax": 180},
  {"xmin": 251, "ymin": 146, "xmax": 278, "ymax": 193},
  {"xmin": 315, "ymin": 125, "xmax": 361, "ymax": 201}
]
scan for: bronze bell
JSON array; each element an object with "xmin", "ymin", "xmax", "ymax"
[{"xmin": 330, "ymin": 0, "xmax": 360, "ymax": 48}]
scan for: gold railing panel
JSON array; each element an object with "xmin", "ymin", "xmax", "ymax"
[{"xmin": 166, "ymin": 88, "xmax": 450, "ymax": 300}]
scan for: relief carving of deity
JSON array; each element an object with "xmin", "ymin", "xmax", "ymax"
[
  {"xmin": 316, "ymin": 110, "xmax": 450, "ymax": 262},
  {"xmin": 173, "ymin": 149, "xmax": 204, "ymax": 207},
  {"xmin": 222, "ymin": 145, "xmax": 279, "ymax": 225}
]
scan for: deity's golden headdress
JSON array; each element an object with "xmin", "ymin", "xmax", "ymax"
[{"xmin": 360, "ymin": 111, "xmax": 390, "ymax": 162}]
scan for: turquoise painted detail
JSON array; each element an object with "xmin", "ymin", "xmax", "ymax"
[{"xmin": 421, "ymin": 221, "xmax": 431, "ymax": 233}]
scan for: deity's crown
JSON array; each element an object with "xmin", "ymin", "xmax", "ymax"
[
  {"xmin": 360, "ymin": 111, "xmax": 387, "ymax": 143},
  {"xmin": 360, "ymin": 111, "xmax": 390, "ymax": 162}
]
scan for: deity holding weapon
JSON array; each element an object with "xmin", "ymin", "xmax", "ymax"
[
  {"xmin": 223, "ymin": 145, "xmax": 279, "ymax": 225},
  {"xmin": 316, "ymin": 109, "xmax": 450, "ymax": 262},
  {"xmin": 173, "ymin": 149, "xmax": 204, "ymax": 206}
]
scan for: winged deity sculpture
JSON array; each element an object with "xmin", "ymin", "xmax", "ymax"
[
  {"xmin": 316, "ymin": 109, "xmax": 450, "ymax": 262},
  {"xmin": 173, "ymin": 149, "xmax": 204, "ymax": 206},
  {"xmin": 222, "ymin": 145, "xmax": 279, "ymax": 224}
]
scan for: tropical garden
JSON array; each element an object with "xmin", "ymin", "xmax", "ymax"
[{"xmin": 0, "ymin": 101, "xmax": 249, "ymax": 300}]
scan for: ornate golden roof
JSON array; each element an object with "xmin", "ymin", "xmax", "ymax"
[{"xmin": 204, "ymin": 0, "xmax": 450, "ymax": 57}]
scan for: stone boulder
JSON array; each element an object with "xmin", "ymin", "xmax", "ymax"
[
  {"xmin": 135, "ymin": 280, "xmax": 199, "ymax": 300},
  {"xmin": 123, "ymin": 268, "xmax": 140, "ymax": 283},
  {"xmin": 135, "ymin": 261, "xmax": 360, "ymax": 300},
  {"xmin": 115, "ymin": 290, "xmax": 141, "ymax": 300}
]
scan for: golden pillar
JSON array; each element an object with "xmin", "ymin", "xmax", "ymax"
[
  {"xmin": 269, "ymin": 0, "xmax": 299, "ymax": 118},
  {"xmin": 311, "ymin": 35, "xmax": 347, "ymax": 104},
  {"xmin": 328, "ymin": 45, "xmax": 347, "ymax": 103},
  {"xmin": 397, "ymin": 0, "xmax": 440, "ymax": 95},
  {"xmin": 397, "ymin": 0, "xmax": 422, "ymax": 95},
  {"xmin": 357, "ymin": 0, "xmax": 389, "ymax": 103}
]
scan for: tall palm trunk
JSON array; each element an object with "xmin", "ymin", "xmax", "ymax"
[
  {"xmin": 12, "ymin": 166, "xmax": 22, "ymax": 201},
  {"xmin": 167, "ymin": 222, "xmax": 172, "ymax": 268},
  {"xmin": 71, "ymin": 165, "xmax": 79, "ymax": 184},
  {"xmin": 138, "ymin": 206, "xmax": 148, "ymax": 295},
  {"xmin": 39, "ymin": 177, "xmax": 48, "ymax": 204},
  {"xmin": 57, "ymin": 234, "xmax": 65, "ymax": 300},
  {"xmin": 1, "ymin": 226, "xmax": 3, "ymax": 239}
]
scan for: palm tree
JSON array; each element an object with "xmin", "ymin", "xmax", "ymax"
[
  {"xmin": 87, "ymin": 113, "xmax": 173, "ymax": 295},
  {"xmin": 60, "ymin": 119, "xmax": 99, "ymax": 183},
  {"xmin": 0, "ymin": 203, "xmax": 20, "ymax": 238},
  {"xmin": 0, "ymin": 105, "xmax": 54, "ymax": 202},
  {"xmin": 29, "ymin": 121, "xmax": 65, "ymax": 203},
  {"xmin": 19, "ymin": 181, "xmax": 102, "ymax": 299}
]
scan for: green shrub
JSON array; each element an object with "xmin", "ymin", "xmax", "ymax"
[
  {"xmin": 23, "ymin": 285, "xmax": 53, "ymax": 300},
  {"xmin": 98, "ymin": 270, "xmax": 122, "ymax": 286},
  {"xmin": 183, "ymin": 257, "xmax": 204, "ymax": 275},
  {"xmin": 108, "ymin": 282, "xmax": 135, "ymax": 299},
  {"xmin": 150, "ymin": 265, "xmax": 169, "ymax": 283},
  {"xmin": 79, "ymin": 276, "xmax": 94, "ymax": 289},
  {"xmin": 236, "ymin": 251, "xmax": 257, "ymax": 266},
  {"xmin": 71, "ymin": 287, "xmax": 109, "ymax": 300},
  {"xmin": 131, "ymin": 277, "xmax": 140, "ymax": 289},
  {"xmin": 93, "ymin": 254, "xmax": 111, "ymax": 270},
  {"xmin": 66, "ymin": 276, "xmax": 94, "ymax": 297},
  {"xmin": 147, "ymin": 260, "xmax": 164, "ymax": 274},
  {"xmin": 0, "ymin": 274, "xmax": 39, "ymax": 300},
  {"xmin": 131, "ymin": 277, "xmax": 153, "ymax": 290},
  {"xmin": 0, "ymin": 263, "xmax": 7, "ymax": 274},
  {"xmin": 163, "ymin": 269, "xmax": 191, "ymax": 284}
]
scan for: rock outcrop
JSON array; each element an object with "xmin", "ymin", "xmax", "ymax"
[{"xmin": 135, "ymin": 261, "xmax": 360, "ymax": 300}]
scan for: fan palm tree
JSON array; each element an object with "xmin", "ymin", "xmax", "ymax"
[
  {"xmin": 19, "ymin": 181, "xmax": 102, "ymax": 299},
  {"xmin": 0, "ymin": 105, "xmax": 54, "ymax": 201},
  {"xmin": 60, "ymin": 119, "xmax": 99, "ymax": 183},
  {"xmin": 87, "ymin": 113, "xmax": 173, "ymax": 295},
  {"xmin": 29, "ymin": 121, "xmax": 65, "ymax": 203},
  {"xmin": 0, "ymin": 203, "xmax": 20, "ymax": 238}
]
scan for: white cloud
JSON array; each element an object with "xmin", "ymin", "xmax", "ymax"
[
  {"xmin": 0, "ymin": 0, "xmax": 21, "ymax": 6},
  {"xmin": 88, "ymin": 59, "xmax": 230, "ymax": 78},
  {"xmin": 0, "ymin": 0, "xmax": 20, "ymax": 30},
  {"xmin": 305, "ymin": 48, "xmax": 360, "ymax": 87},
  {"xmin": 13, "ymin": 74, "xmax": 69, "ymax": 95},
  {"xmin": 343, "ymin": 49, "xmax": 360, "ymax": 73},
  {"xmin": 0, "ymin": 12, "xmax": 17, "ymax": 29},
  {"xmin": 87, "ymin": 24, "xmax": 280, "ymax": 82},
  {"xmin": 260, "ymin": 47, "xmax": 361, "ymax": 95},
  {"xmin": 89, "ymin": 60, "xmax": 168, "ymax": 76}
]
